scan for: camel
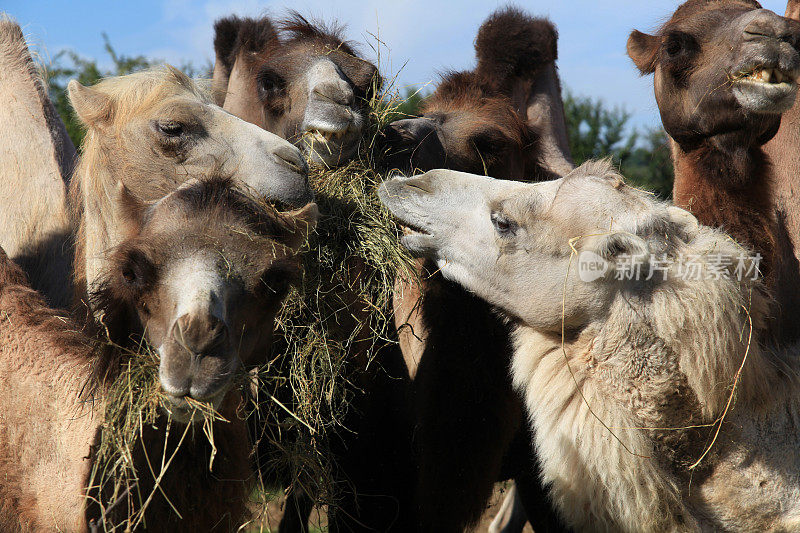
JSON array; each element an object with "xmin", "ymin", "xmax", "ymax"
[
  {"xmin": 627, "ymin": 0, "xmax": 800, "ymax": 344},
  {"xmin": 66, "ymin": 66, "xmax": 313, "ymax": 313},
  {"xmin": 379, "ymin": 160, "xmax": 800, "ymax": 531},
  {"xmin": 383, "ymin": 8, "xmax": 572, "ymax": 531},
  {"xmin": 0, "ymin": 176, "xmax": 317, "ymax": 531},
  {"xmin": 764, "ymin": 0, "xmax": 800, "ymax": 344},
  {"xmin": 212, "ymin": 12, "xmax": 380, "ymax": 167},
  {"xmin": 0, "ymin": 16, "xmax": 76, "ymax": 309}
]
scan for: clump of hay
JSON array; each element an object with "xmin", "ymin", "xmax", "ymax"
[
  {"xmin": 245, "ymin": 78, "xmax": 419, "ymax": 516},
  {"xmin": 86, "ymin": 75, "xmax": 418, "ymax": 529}
]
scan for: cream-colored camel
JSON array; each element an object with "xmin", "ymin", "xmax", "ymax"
[
  {"xmin": 0, "ymin": 15, "xmax": 75, "ymax": 309},
  {"xmin": 67, "ymin": 66, "xmax": 313, "ymax": 306},
  {"xmin": 380, "ymin": 160, "xmax": 800, "ymax": 532}
]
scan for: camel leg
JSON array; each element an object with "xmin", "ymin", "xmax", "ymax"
[
  {"xmin": 414, "ymin": 272, "xmax": 522, "ymax": 531},
  {"xmin": 278, "ymin": 491, "xmax": 313, "ymax": 533},
  {"xmin": 488, "ymin": 485, "xmax": 528, "ymax": 533}
]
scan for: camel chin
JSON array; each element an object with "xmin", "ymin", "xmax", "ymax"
[{"xmin": 733, "ymin": 75, "xmax": 798, "ymax": 113}]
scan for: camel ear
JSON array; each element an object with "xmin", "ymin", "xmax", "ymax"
[
  {"xmin": 68, "ymin": 80, "xmax": 113, "ymax": 127},
  {"xmin": 280, "ymin": 202, "xmax": 319, "ymax": 251},
  {"xmin": 113, "ymin": 181, "xmax": 146, "ymax": 235},
  {"xmin": 667, "ymin": 206, "xmax": 700, "ymax": 238},
  {"xmin": 165, "ymin": 64, "xmax": 193, "ymax": 89},
  {"xmin": 627, "ymin": 30, "xmax": 660, "ymax": 75},
  {"xmin": 592, "ymin": 232, "xmax": 650, "ymax": 275}
]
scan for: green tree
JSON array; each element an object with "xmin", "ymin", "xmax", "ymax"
[{"xmin": 563, "ymin": 90, "xmax": 673, "ymax": 199}]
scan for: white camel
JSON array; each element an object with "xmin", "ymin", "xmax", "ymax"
[{"xmin": 380, "ymin": 160, "xmax": 800, "ymax": 532}]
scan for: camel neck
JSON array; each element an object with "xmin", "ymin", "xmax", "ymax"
[{"xmin": 672, "ymin": 140, "xmax": 776, "ymax": 283}]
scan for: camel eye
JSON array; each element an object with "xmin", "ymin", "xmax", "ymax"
[
  {"xmin": 663, "ymin": 31, "xmax": 698, "ymax": 59},
  {"xmin": 122, "ymin": 267, "xmax": 137, "ymax": 285},
  {"xmin": 257, "ymin": 68, "xmax": 286, "ymax": 100},
  {"xmin": 491, "ymin": 212, "xmax": 517, "ymax": 237},
  {"xmin": 156, "ymin": 120, "xmax": 184, "ymax": 136}
]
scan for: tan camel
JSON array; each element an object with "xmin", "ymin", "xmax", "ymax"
[
  {"xmin": 67, "ymin": 66, "xmax": 313, "ymax": 310},
  {"xmin": 0, "ymin": 177, "xmax": 316, "ymax": 531},
  {"xmin": 0, "ymin": 15, "xmax": 76, "ymax": 309},
  {"xmin": 379, "ymin": 160, "xmax": 800, "ymax": 531},
  {"xmin": 212, "ymin": 12, "xmax": 380, "ymax": 167},
  {"xmin": 628, "ymin": 0, "xmax": 800, "ymax": 344}
]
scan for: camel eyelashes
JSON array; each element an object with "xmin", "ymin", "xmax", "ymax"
[
  {"xmin": 491, "ymin": 212, "xmax": 517, "ymax": 237},
  {"xmin": 155, "ymin": 120, "xmax": 184, "ymax": 136},
  {"xmin": 256, "ymin": 68, "xmax": 286, "ymax": 100},
  {"xmin": 259, "ymin": 260, "xmax": 300, "ymax": 298}
]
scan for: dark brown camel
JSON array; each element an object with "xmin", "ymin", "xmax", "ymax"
[
  {"xmin": 382, "ymin": 7, "xmax": 572, "ymax": 532},
  {"xmin": 0, "ymin": 177, "xmax": 316, "ymax": 531},
  {"xmin": 628, "ymin": 0, "xmax": 800, "ymax": 344},
  {"xmin": 212, "ymin": 12, "xmax": 380, "ymax": 167}
]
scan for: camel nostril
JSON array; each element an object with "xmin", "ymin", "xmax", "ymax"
[
  {"xmin": 272, "ymin": 145, "xmax": 309, "ymax": 175},
  {"xmin": 173, "ymin": 313, "xmax": 229, "ymax": 356}
]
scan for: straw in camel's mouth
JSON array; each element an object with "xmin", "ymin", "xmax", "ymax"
[
  {"xmin": 306, "ymin": 128, "xmax": 348, "ymax": 145},
  {"xmin": 737, "ymin": 67, "xmax": 793, "ymax": 85}
]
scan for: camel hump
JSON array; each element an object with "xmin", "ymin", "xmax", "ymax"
[
  {"xmin": 0, "ymin": 13, "xmax": 76, "ymax": 309},
  {"xmin": 213, "ymin": 15, "xmax": 279, "ymax": 74},
  {"xmin": 474, "ymin": 7, "xmax": 558, "ymax": 87}
]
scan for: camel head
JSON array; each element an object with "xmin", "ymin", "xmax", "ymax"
[
  {"xmin": 212, "ymin": 13, "xmax": 380, "ymax": 167},
  {"xmin": 95, "ymin": 177, "xmax": 317, "ymax": 422},
  {"xmin": 68, "ymin": 66, "xmax": 313, "ymax": 207},
  {"xmin": 379, "ymin": 161, "xmax": 708, "ymax": 331},
  {"xmin": 628, "ymin": 0, "xmax": 800, "ymax": 152},
  {"xmin": 381, "ymin": 7, "xmax": 570, "ymax": 180}
]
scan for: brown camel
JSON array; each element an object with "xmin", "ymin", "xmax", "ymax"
[
  {"xmin": 382, "ymin": 8, "xmax": 572, "ymax": 532},
  {"xmin": 66, "ymin": 66, "xmax": 313, "ymax": 315},
  {"xmin": 213, "ymin": 14, "xmax": 419, "ymax": 532},
  {"xmin": 379, "ymin": 161, "xmax": 800, "ymax": 531},
  {"xmin": 627, "ymin": 0, "xmax": 800, "ymax": 344},
  {"xmin": 0, "ymin": 15, "xmax": 76, "ymax": 309},
  {"xmin": 0, "ymin": 177, "xmax": 316, "ymax": 532},
  {"xmin": 212, "ymin": 12, "xmax": 380, "ymax": 167},
  {"xmin": 764, "ymin": 0, "xmax": 800, "ymax": 344}
]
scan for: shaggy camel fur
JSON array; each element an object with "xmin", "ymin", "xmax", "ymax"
[
  {"xmin": 67, "ymin": 66, "xmax": 312, "ymax": 311},
  {"xmin": 628, "ymin": 0, "xmax": 800, "ymax": 344},
  {"xmin": 385, "ymin": 8, "xmax": 571, "ymax": 531},
  {"xmin": 0, "ymin": 178, "xmax": 316, "ymax": 532},
  {"xmin": 212, "ymin": 12, "xmax": 380, "ymax": 167},
  {"xmin": 380, "ymin": 160, "xmax": 800, "ymax": 531},
  {"xmin": 0, "ymin": 16, "xmax": 76, "ymax": 309}
]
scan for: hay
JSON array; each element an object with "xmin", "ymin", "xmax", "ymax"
[
  {"xmin": 245, "ymin": 79, "xmax": 418, "ymax": 517},
  {"xmin": 87, "ymin": 75, "xmax": 417, "ymax": 530}
]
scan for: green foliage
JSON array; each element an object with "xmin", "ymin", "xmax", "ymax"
[
  {"xmin": 394, "ymin": 87, "xmax": 426, "ymax": 117},
  {"xmin": 563, "ymin": 90, "xmax": 673, "ymax": 199},
  {"xmin": 41, "ymin": 34, "xmax": 207, "ymax": 147}
]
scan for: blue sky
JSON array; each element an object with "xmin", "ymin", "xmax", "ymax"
[{"xmin": 6, "ymin": 1, "xmax": 792, "ymax": 132}]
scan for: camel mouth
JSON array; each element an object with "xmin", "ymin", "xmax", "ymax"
[
  {"xmin": 304, "ymin": 127, "xmax": 349, "ymax": 145},
  {"xmin": 732, "ymin": 65, "xmax": 798, "ymax": 113},
  {"xmin": 734, "ymin": 66, "xmax": 796, "ymax": 85},
  {"xmin": 162, "ymin": 391, "xmax": 226, "ymax": 424}
]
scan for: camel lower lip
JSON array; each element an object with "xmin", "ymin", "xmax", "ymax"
[{"xmin": 733, "ymin": 79, "xmax": 798, "ymax": 113}]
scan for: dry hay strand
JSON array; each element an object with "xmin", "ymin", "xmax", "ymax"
[
  {"xmin": 85, "ymin": 73, "xmax": 417, "ymax": 530},
  {"xmin": 245, "ymin": 76, "xmax": 418, "ymax": 517}
]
